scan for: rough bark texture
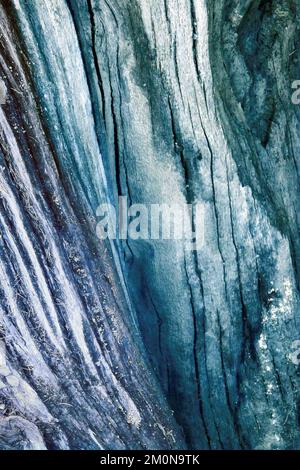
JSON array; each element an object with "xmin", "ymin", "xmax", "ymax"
[{"xmin": 0, "ymin": 0, "xmax": 299, "ymax": 450}]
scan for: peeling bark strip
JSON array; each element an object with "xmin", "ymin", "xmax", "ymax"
[{"xmin": 0, "ymin": 0, "xmax": 299, "ymax": 450}]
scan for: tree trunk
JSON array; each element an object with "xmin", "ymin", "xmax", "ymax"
[{"xmin": 0, "ymin": 0, "xmax": 299, "ymax": 450}]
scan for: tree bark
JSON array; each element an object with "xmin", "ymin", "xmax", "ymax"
[{"xmin": 0, "ymin": 0, "xmax": 299, "ymax": 450}]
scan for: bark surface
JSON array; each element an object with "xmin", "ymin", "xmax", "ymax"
[{"xmin": 0, "ymin": 0, "xmax": 299, "ymax": 450}]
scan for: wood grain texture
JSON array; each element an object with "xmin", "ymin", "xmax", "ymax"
[{"xmin": 0, "ymin": 0, "xmax": 299, "ymax": 450}]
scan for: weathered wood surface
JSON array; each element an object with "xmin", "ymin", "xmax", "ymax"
[{"xmin": 0, "ymin": 0, "xmax": 299, "ymax": 450}]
